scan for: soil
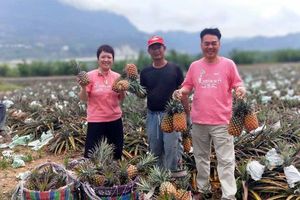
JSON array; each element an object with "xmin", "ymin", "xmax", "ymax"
[{"xmin": 0, "ymin": 133, "xmax": 82, "ymax": 200}]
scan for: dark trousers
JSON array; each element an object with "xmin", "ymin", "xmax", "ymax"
[
  {"xmin": 84, "ymin": 118, "xmax": 124, "ymax": 160},
  {"xmin": 0, "ymin": 103, "xmax": 6, "ymax": 130}
]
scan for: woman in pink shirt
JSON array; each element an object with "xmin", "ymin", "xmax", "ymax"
[{"xmin": 78, "ymin": 44, "xmax": 125, "ymax": 160}]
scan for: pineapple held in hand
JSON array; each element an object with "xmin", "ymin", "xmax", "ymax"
[
  {"xmin": 125, "ymin": 63, "xmax": 138, "ymax": 80},
  {"xmin": 72, "ymin": 60, "xmax": 89, "ymax": 86},
  {"xmin": 161, "ymin": 99, "xmax": 187, "ymax": 133},
  {"xmin": 243, "ymin": 101, "xmax": 259, "ymax": 132},
  {"xmin": 228, "ymin": 98, "xmax": 247, "ymax": 136}
]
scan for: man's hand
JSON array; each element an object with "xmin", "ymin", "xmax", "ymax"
[
  {"xmin": 235, "ymin": 86, "xmax": 246, "ymax": 99},
  {"xmin": 172, "ymin": 89, "xmax": 183, "ymax": 100}
]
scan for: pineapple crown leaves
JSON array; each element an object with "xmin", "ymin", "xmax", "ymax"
[
  {"xmin": 136, "ymin": 177, "xmax": 156, "ymax": 194},
  {"xmin": 88, "ymin": 138, "xmax": 114, "ymax": 166},
  {"xmin": 148, "ymin": 166, "xmax": 172, "ymax": 188},
  {"xmin": 276, "ymin": 141, "xmax": 300, "ymax": 166},
  {"xmin": 232, "ymin": 98, "xmax": 248, "ymax": 118},
  {"xmin": 70, "ymin": 59, "xmax": 82, "ymax": 74},
  {"xmin": 165, "ymin": 99, "xmax": 185, "ymax": 115},
  {"xmin": 136, "ymin": 153, "xmax": 158, "ymax": 172},
  {"xmin": 236, "ymin": 161, "xmax": 249, "ymax": 182}
]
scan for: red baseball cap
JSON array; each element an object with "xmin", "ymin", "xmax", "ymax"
[{"xmin": 147, "ymin": 35, "xmax": 164, "ymax": 47}]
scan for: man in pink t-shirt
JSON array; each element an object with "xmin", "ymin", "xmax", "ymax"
[{"xmin": 174, "ymin": 28, "xmax": 246, "ymax": 200}]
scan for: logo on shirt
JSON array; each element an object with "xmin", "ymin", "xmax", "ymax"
[{"xmin": 198, "ymin": 68, "xmax": 222, "ymax": 89}]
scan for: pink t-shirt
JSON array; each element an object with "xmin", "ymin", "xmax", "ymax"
[
  {"xmin": 182, "ymin": 57, "xmax": 243, "ymax": 125},
  {"xmin": 85, "ymin": 69, "xmax": 122, "ymax": 122}
]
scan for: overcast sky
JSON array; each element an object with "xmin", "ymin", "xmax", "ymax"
[{"xmin": 59, "ymin": 0, "xmax": 300, "ymax": 38}]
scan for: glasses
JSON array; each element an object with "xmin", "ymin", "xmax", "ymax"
[{"xmin": 148, "ymin": 43, "xmax": 163, "ymax": 50}]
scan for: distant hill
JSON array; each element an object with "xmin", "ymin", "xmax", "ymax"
[{"xmin": 1, "ymin": 0, "xmax": 300, "ymax": 61}]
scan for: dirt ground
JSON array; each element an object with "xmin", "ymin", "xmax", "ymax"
[{"xmin": 0, "ymin": 134, "xmax": 82, "ymax": 200}]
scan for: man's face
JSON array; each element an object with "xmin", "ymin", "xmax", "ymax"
[
  {"xmin": 201, "ymin": 34, "xmax": 220, "ymax": 60},
  {"xmin": 148, "ymin": 43, "xmax": 165, "ymax": 60}
]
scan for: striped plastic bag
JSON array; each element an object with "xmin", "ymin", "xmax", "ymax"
[{"xmin": 12, "ymin": 162, "xmax": 79, "ymax": 200}]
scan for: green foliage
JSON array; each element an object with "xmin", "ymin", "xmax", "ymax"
[
  {"xmin": 2, "ymin": 49, "xmax": 300, "ymax": 77},
  {"xmin": 230, "ymin": 48, "xmax": 300, "ymax": 64}
]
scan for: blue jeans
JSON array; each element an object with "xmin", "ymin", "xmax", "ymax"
[{"xmin": 146, "ymin": 110, "xmax": 182, "ymax": 171}]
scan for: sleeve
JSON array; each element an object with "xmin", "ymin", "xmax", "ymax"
[
  {"xmin": 229, "ymin": 61, "xmax": 243, "ymax": 89},
  {"xmin": 181, "ymin": 64, "xmax": 194, "ymax": 92}
]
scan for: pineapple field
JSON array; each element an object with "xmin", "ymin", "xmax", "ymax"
[{"xmin": 0, "ymin": 62, "xmax": 300, "ymax": 200}]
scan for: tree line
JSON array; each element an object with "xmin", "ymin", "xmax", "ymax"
[{"xmin": 1, "ymin": 49, "xmax": 300, "ymax": 77}]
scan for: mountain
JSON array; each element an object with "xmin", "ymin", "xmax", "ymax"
[{"xmin": 1, "ymin": 0, "xmax": 300, "ymax": 61}]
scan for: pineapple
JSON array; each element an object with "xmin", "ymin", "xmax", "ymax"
[
  {"xmin": 92, "ymin": 174, "xmax": 106, "ymax": 187},
  {"xmin": 228, "ymin": 116, "xmax": 244, "ymax": 136},
  {"xmin": 161, "ymin": 114, "xmax": 174, "ymax": 133},
  {"xmin": 115, "ymin": 79, "xmax": 130, "ymax": 92},
  {"xmin": 228, "ymin": 98, "xmax": 247, "ymax": 136},
  {"xmin": 175, "ymin": 189, "xmax": 191, "ymax": 200},
  {"xmin": 243, "ymin": 101, "xmax": 259, "ymax": 132},
  {"xmin": 112, "ymin": 77, "xmax": 122, "ymax": 92},
  {"xmin": 159, "ymin": 181, "xmax": 177, "ymax": 198},
  {"xmin": 72, "ymin": 60, "xmax": 89, "ymax": 86},
  {"xmin": 162, "ymin": 99, "xmax": 187, "ymax": 133},
  {"xmin": 125, "ymin": 64, "xmax": 138, "ymax": 80},
  {"xmin": 171, "ymin": 99, "xmax": 187, "ymax": 132},
  {"xmin": 244, "ymin": 112, "xmax": 259, "ymax": 132},
  {"xmin": 182, "ymin": 137, "xmax": 192, "ymax": 153},
  {"xmin": 127, "ymin": 153, "xmax": 157, "ymax": 179}
]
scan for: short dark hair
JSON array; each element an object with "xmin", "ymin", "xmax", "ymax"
[
  {"xmin": 200, "ymin": 28, "xmax": 222, "ymax": 40},
  {"xmin": 96, "ymin": 44, "xmax": 115, "ymax": 60}
]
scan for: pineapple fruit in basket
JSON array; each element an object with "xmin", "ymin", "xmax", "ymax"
[{"xmin": 72, "ymin": 60, "xmax": 89, "ymax": 86}]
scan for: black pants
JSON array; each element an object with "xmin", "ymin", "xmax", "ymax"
[{"xmin": 84, "ymin": 118, "xmax": 124, "ymax": 160}]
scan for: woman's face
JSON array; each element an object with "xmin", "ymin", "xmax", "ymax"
[{"xmin": 98, "ymin": 51, "xmax": 113, "ymax": 71}]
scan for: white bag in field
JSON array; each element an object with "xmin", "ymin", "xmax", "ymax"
[
  {"xmin": 246, "ymin": 160, "xmax": 265, "ymax": 181},
  {"xmin": 284, "ymin": 165, "xmax": 300, "ymax": 188},
  {"xmin": 265, "ymin": 148, "xmax": 283, "ymax": 170}
]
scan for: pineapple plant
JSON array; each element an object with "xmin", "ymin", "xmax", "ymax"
[
  {"xmin": 88, "ymin": 138, "xmax": 114, "ymax": 168},
  {"xmin": 128, "ymin": 79, "xmax": 147, "ymax": 98},
  {"xmin": 125, "ymin": 63, "xmax": 138, "ymax": 80},
  {"xmin": 74, "ymin": 160, "xmax": 97, "ymax": 184},
  {"xmin": 118, "ymin": 160, "xmax": 130, "ymax": 185},
  {"xmin": 71, "ymin": 60, "xmax": 89, "ymax": 86},
  {"xmin": 127, "ymin": 153, "xmax": 157, "ymax": 179}
]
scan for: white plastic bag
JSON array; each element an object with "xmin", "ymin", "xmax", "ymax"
[
  {"xmin": 284, "ymin": 165, "xmax": 300, "ymax": 188},
  {"xmin": 265, "ymin": 148, "xmax": 283, "ymax": 170},
  {"xmin": 246, "ymin": 160, "xmax": 265, "ymax": 181}
]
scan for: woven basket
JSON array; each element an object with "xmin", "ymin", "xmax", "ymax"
[
  {"xmin": 80, "ymin": 178, "xmax": 139, "ymax": 200},
  {"xmin": 12, "ymin": 162, "xmax": 79, "ymax": 200}
]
